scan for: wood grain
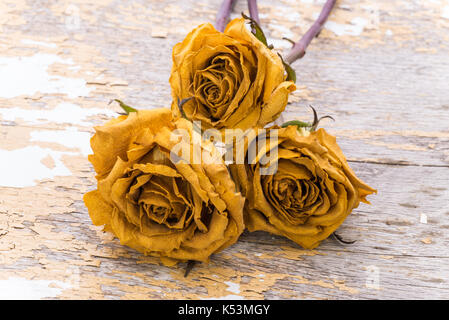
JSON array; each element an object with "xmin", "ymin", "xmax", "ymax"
[{"xmin": 0, "ymin": 0, "xmax": 448, "ymax": 299}]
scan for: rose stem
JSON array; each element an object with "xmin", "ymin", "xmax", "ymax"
[
  {"xmin": 247, "ymin": 0, "xmax": 260, "ymax": 25},
  {"xmin": 216, "ymin": 0, "xmax": 238, "ymax": 32},
  {"xmin": 284, "ymin": 0, "xmax": 336, "ymax": 65}
]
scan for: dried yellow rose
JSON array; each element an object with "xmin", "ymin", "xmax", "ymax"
[
  {"xmin": 84, "ymin": 108, "xmax": 244, "ymax": 266},
  {"xmin": 230, "ymin": 126, "xmax": 376, "ymax": 249},
  {"xmin": 169, "ymin": 17, "xmax": 296, "ymax": 131}
]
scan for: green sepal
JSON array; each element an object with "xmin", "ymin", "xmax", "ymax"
[
  {"xmin": 114, "ymin": 99, "xmax": 138, "ymax": 114},
  {"xmin": 277, "ymin": 53, "xmax": 297, "ymax": 83},
  {"xmin": 283, "ymin": 61, "xmax": 297, "ymax": 83},
  {"xmin": 282, "ymin": 106, "xmax": 335, "ymax": 132},
  {"xmin": 281, "ymin": 120, "xmax": 310, "ymax": 129}
]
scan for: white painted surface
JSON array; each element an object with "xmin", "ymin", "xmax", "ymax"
[
  {"xmin": 30, "ymin": 127, "xmax": 92, "ymax": 156},
  {"xmin": 442, "ymin": 6, "xmax": 449, "ymax": 20},
  {"xmin": 0, "ymin": 103, "xmax": 116, "ymax": 126},
  {"xmin": 0, "ymin": 54, "xmax": 91, "ymax": 98},
  {"xmin": 224, "ymin": 281, "xmax": 241, "ymax": 294},
  {"xmin": 420, "ymin": 213, "xmax": 427, "ymax": 224},
  {"xmin": 325, "ymin": 17, "xmax": 368, "ymax": 36},
  {"xmin": 0, "ymin": 146, "xmax": 74, "ymax": 187},
  {"xmin": 202, "ymin": 294, "xmax": 244, "ymax": 300},
  {"xmin": 20, "ymin": 39, "xmax": 57, "ymax": 48},
  {"xmin": 0, "ymin": 277, "xmax": 71, "ymax": 299},
  {"xmin": 268, "ymin": 38, "xmax": 291, "ymax": 50},
  {"xmin": 268, "ymin": 23, "xmax": 295, "ymax": 39}
]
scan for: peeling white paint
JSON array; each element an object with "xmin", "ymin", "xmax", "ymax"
[
  {"xmin": 153, "ymin": 272, "xmax": 173, "ymax": 281},
  {"xmin": 0, "ymin": 277, "xmax": 71, "ymax": 299},
  {"xmin": 202, "ymin": 294, "xmax": 244, "ymax": 300},
  {"xmin": 268, "ymin": 38, "xmax": 291, "ymax": 50},
  {"xmin": 20, "ymin": 39, "xmax": 57, "ymax": 48},
  {"xmin": 30, "ymin": 127, "xmax": 92, "ymax": 156},
  {"xmin": 420, "ymin": 213, "xmax": 428, "ymax": 224},
  {"xmin": 442, "ymin": 6, "xmax": 449, "ymax": 20},
  {"xmin": 325, "ymin": 17, "xmax": 368, "ymax": 36},
  {"xmin": 224, "ymin": 281, "xmax": 241, "ymax": 294},
  {"xmin": 0, "ymin": 146, "xmax": 74, "ymax": 187},
  {"xmin": 0, "ymin": 102, "xmax": 116, "ymax": 126},
  {"xmin": 285, "ymin": 11, "xmax": 301, "ymax": 22},
  {"xmin": 277, "ymin": 6, "xmax": 301, "ymax": 22},
  {"xmin": 268, "ymin": 23, "xmax": 295, "ymax": 39},
  {"xmin": 0, "ymin": 54, "xmax": 91, "ymax": 98}
]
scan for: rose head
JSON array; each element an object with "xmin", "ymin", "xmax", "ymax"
[
  {"xmin": 230, "ymin": 126, "xmax": 376, "ymax": 249},
  {"xmin": 169, "ymin": 17, "xmax": 296, "ymax": 131},
  {"xmin": 83, "ymin": 108, "xmax": 244, "ymax": 266}
]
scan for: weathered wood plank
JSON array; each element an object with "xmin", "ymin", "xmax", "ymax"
[
  {"xmin": 0, "ymin": 0, "xmax": 449, "ymax": 299},
  {"xmin": 1, "ymin": 161, "xmax": 448, "ymax": 299},
  {"xmin": 285, "ymin": 47, "xmax": 449, "ymax": 167}
]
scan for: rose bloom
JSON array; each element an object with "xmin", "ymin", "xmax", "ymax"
[
  {"xmin": 230, "ymin": 126, "xmax": 376, "ymax": 249},
  {"xmin": 83, "ymin": 108, "xmax": 244, "ymax": 266},
  {"xmin": 169, "ymin": 17, "xmax": 296, "ymax": 131}
]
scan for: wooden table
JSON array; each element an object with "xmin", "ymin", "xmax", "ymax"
[{"xmin": 0, "ymin": 0, "xmax": 448, "ymax": 299}]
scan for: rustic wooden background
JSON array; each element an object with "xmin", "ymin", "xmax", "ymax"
[{"xmin": 0, "ymin": 0, "xmax": 448, "ymax": 299}]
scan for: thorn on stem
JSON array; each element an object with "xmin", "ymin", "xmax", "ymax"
[
  {"xmin": 310, "ymin": 105, "xmax": 335, "ymax": 131},
  {"xmin": 282, "ymin": 37, "xmax": 296, "ymax": 48},
  {"xmin": 332, "ymin": 232, "xmax": 357, "ymax": 245}
]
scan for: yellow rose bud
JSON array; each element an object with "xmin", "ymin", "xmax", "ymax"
[
  {"xmin": 84, "ymin": 108, "xmax": 245, "ymax": 266},
  {"xmin": 230, "ymin": 126, "xmax": 376, "ymax": 249},
  {"xmin": 169, "ymin": 17, "xmax": 296, "ymax": 131}
]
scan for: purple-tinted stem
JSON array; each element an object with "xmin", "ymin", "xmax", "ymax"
[
  {"xmin": 247, "ymin": 0, "xmax": 260, "ymax": 25},
  {"xmin": 216, "ymin": 0, "xmax": 238, "ymax": 32},
  {"xmin": 285, "ymin": 0, "xmax": 336, "ymax": 64}
]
